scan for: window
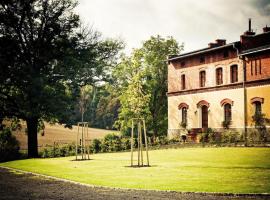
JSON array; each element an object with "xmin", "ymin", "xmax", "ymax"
[
  {"xmin": 200, "ymin": 57, "xmax": 205, "ymax": 63},
  {"xmin": 224, "ymin": 103, "xmax": 232, "ymax": 122},
  {"xmin": 230, "ymin": 65, "xmax": 238, "ymax": 83},
  {"xmin": 182, "ymin": 107, "xmax": 187, "ymax": 125},
  {"xmin": 199, "ymin": 71, "xmax": 206, "ymax": 87},
  {"xmin": 181, "ymin": 74, "xmax": 186, "ymax": 90},
  {"xmin": 216, "ymin": 68, "xmax": 223, "ymax": 85},
  {"xmin": 254, "ymin": 101, "xmax": 262, "ymax": 115},
  {"xmin": 178, "ymin": 103, "xmax": 189, "ymax": 127}
]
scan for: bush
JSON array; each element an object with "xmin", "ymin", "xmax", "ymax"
[
  {"xmin": 247, "ymin": 129, "xmax": 260, "ymax": 144},
  {"xmin": 221, "ymin": 130, "xmax": 240, "ymax": 144},
  {"xmin": 0, "ymin": 128, "xmax": 20, "ymax": 162},
  {"xmin": 208, "ymin": 132, "xmax": 222, "ymax": 145},
  {"xmin": 101, "ymin": 133, "xmax": 121, "ymax": 152},
  {"xmin": 40, "ymin": 143, "xmax": 76, "ymax": 158},
  {"xmin": 120, "ymin": 137, "xmax": 131, "ymax": 150},
  {"xmin": 91, "ymin": 139, "xmax": 101, "ymax": 153}
]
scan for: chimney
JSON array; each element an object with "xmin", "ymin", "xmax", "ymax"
[
  {"xmin": 249, "ymin": 18, "xmax": 251, "ymax": 32},
  {"xmin": 208, "ymin": 42, "xmax": 218, "ymax": 48},
  {"xmin": 243, "ymin": 18, "xmax": 255, "ymax": 36},
  {"xmin": 216, "ymin": 39, "xmax": 226, "ymax": 46},
  {"xmin": 208, "ymin": 39, "xmax": 226, "ymax": 48},
  {"xmin": 263, "ymin": 25, "xmax": 270, "ymax": 33}
]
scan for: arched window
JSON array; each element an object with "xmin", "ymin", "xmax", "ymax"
[
  {"xmin": 199, "ymin": 71, "xmax": 206, "ymax": 87},
  {"xmin": 216, "ymin": 68, "xmax": 223, "ymax": 85},
  {"xmin": 181, "ymin": 74, "xmax": 186, "ymax": 90},
  {"xmin": 230, "ymin": 65, "xmax": 238, "ymax": 83},
  {"xmin": 254, "ymin": 101, "xmax": 262, "ymax": 115},
  {"xmin": 182, "ymin": 107, "xmax": 187, "ymax": 125},
  {"xmin": 224, "ymin": 103, "xmax": 232, "ymax": 122},
  {"xmin": 178, "ymin": 103, "xmax": 189, "ymax": 127},
  {"xmin": 250, "ymin": 97, "xmax": 264, "ymax": 116}
]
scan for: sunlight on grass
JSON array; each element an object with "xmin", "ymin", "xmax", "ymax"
[{"xmin": 1, "ymin": 147, "xmax": 270, "ymax": 193}]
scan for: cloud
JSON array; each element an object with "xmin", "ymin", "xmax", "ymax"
[
  {"xmin": 252, "ymin": 0, "xmax": 270, "ymax": 16},
  {"xmin": 77, "ymin": 0, "xmax": 270, "ymax": 54}
]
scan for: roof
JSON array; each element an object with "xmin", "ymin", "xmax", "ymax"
[
  {"xmin": 240, "ymin": 44, "xmax": 270, "ymax": 56},
  {"xmin": 168, "ymin": 42, "xmax": 237, "ymax": 62}
]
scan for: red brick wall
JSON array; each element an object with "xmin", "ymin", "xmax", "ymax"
[
  {"xmin": 170, "ymin": 48, "xmax": 237, "ymax": 69},
  {"xmin": 246, "ymin": 51, "xmax": 270, "ymax": 81},
  {"xmin": 241, "ymin": 32, "xmax": 270, "ymax": 50}
]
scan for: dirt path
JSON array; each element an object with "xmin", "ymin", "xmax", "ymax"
[{"xmin": 0, "ymin": 168, "xmax": 269, "ymax": 200}]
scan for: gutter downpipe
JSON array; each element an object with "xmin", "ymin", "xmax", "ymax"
[{"xmin": 233, "ymin": 43, "xmax": 248, "ymax": 146}]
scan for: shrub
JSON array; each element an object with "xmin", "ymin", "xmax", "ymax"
[
  {"xmin": 0, "ymin": 127, "xmax": 20, "ymax": 162},
  {"xmin": 120, "ymin": 137, "xmax": 131, "ymax": 150},
  {"xmin": 100, "ymin": 133, "xmax": 122, "ymax": 152},
  {"xmin": 207, "ymin": 131, "xmax": 222, "ymax": 145},
  {"xmin": 247, "ymin": 129, "xmax": 260, "ymax": 144},
  {"xmin": 40, "ymin": 143, "xmax": 76, "ymax": 158},
  {"xmin": 158, "ymin": 136, "xmax": 169, "ymax": 145},
  {"xmin": 221, "ymin": 130, "xmax": 240, "ymax": 144},
  {"xmin": 222, "ymin": 120, "xmax": 231, "ymax": 129},
  {"xmin": 91, "ymin": 139, "xmax": 101, "ymax": 153}
]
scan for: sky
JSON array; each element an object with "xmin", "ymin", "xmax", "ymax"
[{"xmin": 76, "ymin": 0, "xmax": 270, "ymax": 54}]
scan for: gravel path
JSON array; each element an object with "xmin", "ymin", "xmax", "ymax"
[{"xmin": 0, "ymin": 168, "xmax": 269, "ymax": 200}]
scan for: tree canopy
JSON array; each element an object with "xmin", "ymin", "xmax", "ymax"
[
  {"xmin": 0, "ymin": 0, "xmax": 123, "ymax": 157},
  {"xmin": 113, "ymin": 36, "xmax": 182, "ymax": 136}
]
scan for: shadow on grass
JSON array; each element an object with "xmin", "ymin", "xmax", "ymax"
[
  {"xmin": 124, "ymin": 165, "xmax": 158, "ymax": 168},
  {"xmin": 70, "ymin": 159, "xmax": 94, "ymax": 162},
  {"xmin": 182, "ymin": 165, "xmax": 270, "ymax": 170}
]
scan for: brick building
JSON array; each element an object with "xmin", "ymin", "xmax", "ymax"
[{"xmin": 167, "ymin": 20, "xmax": 270, "ymax": 140}]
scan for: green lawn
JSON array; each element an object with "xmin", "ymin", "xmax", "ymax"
[{"xmin": 1, "ymin": 147, "xmax": 270, "ymax": 194}]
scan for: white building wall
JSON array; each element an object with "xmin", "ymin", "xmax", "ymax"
[{"xmin": 168, "ymin": 88, "xmax": 245, "ymax": 131}]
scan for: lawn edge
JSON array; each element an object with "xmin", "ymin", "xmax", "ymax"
[{"xmin": 1, "ymin": 166, "xmax": 269, "ymax": 197}]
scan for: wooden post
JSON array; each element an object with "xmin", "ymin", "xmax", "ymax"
[
  {"xmin": 139, "ymin": 121, "xmax": 143, "ymax": 166},
  {"xmin": 87, "ymin": 123, "xmax": 90, "ymax": 160},
  {"xmin": 76, "ymin": 122, "xmax": 90, "ymax": 160},
  {"xmin": 53, "ymin": 141, "xmax": 56, "ymax": 158},
  {"xmin": 130, "ymin": 118, "xmax": 150, "ymax": 167},
  {"xmin": 143, "ymin": 120, "xmax": 149, "ymax": 166},
  {"xmin": 76, "ymin": 123, "xmax": 79, "ymax": 160},
  {"xmin": 137, "ymin": 120, "xmax": 140, "ymax": 166},
  {"xmin": 131, "ymin": 120, "xmax": 134, "ymax": 166}
]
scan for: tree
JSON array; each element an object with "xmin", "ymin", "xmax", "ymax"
[
  {"xmin": 79, "ymin": 85, "xmax": 95, "ymax": 122},
  {"xmin": 0, "ymin": 0, "xmax": 123, "ymax": 157},
  {"xmin": 142, "ymin": 35, "xmax": 182, "ymax": 136},
  {"xmin": 114, "ymin": 50, "xmax": 150, "ymax": 133},
  {"xmin": 94, "ymin": 86, "xmax": 120, "ymax": 129},
  {"xmin": 113, "ymin": 36, "xmax": 182, "ymax": 137}
]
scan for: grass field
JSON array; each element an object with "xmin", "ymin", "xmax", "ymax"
[
  {"xmin": 13, "ymin": 122, "xmax": 119, "ymax": 150},
  {"xmin": 1, "ymin": 147, "xmax": 270, "ymax": 194}
]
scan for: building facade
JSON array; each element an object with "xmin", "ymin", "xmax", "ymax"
[{"xmin": 167, "ymin": 21, "xmax": 270, "ymax": 139}]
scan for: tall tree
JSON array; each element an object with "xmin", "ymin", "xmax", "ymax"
[
  {"xmin": 113, "ymin": 36, "xmax": 182, "ymax": 137},
  {"xmin": 142, "ymin": 35, "xmax": 182, "ymax": 136},
  {"xmin": 0, "ymin": 0, "xmax": 123, "ymax": 157}
]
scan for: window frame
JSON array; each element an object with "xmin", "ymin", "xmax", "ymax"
[
  {"xmin": 230, "ymin": 65, "xmax": 238, "ymax": 83},
  {"xmin": 224, "ymin": 103, "xmax": 232, "ymax": 123},
  {"xmin": 181, "ymin": 74, "xmax": 186, "ymax": 90},
  {"xmin": 199, "ymin": 70, "xmax": 206, "ymax": 87},
  {"xmin": 254, "ymin": 101, "xmax": 262, "ymax": 115},
  {"xmin": 216, "ymin": 67, "xmax": 223, "ymax": 85},
  {"xmin": 181, "ymin": 107, "xmax": 187, "ymax": 125}
]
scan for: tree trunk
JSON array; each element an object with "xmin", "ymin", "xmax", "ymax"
[{"xmin": 26, "ymin": 117, "xmax": 39, "ymax": 158}]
